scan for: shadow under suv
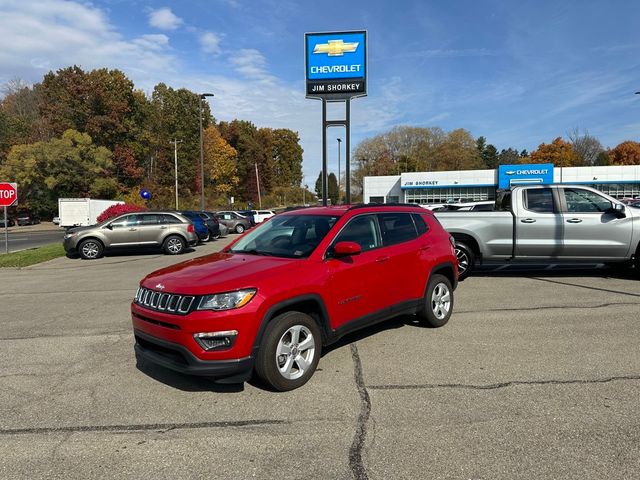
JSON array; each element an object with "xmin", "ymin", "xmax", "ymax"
[
  {"xmin": 63, "ymin": 211, "xmax": 198, "ymax": 259},
  {"xmin": 132, "ymin": 204, "xmax": 458, "ymax": 391}
]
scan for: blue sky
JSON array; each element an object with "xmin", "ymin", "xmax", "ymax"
[{"xmin": 1, "ymin": 0, "xmax": 639, "ymax": 185}]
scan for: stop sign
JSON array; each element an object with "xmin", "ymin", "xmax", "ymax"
[{"xmin": 0, "ymin": 183, "xmax": 18, "ymax": 207}]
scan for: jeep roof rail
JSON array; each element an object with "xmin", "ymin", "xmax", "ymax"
[{"xmin": 347, "ymin": 202, "xmax": 423, "ymax": 211}]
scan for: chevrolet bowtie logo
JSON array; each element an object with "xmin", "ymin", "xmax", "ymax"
[{"xmin": 313, "ymin": 39, "xmax": 359, "ymax": 56}]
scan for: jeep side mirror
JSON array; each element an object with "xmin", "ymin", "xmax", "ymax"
[{"xmin": 333, "ymin": 241, "xmax": 362, "ymax": 257}]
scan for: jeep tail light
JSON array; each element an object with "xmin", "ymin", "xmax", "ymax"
[{"xmin": 187, "ymin": 224, "xmax": 195, "ymax": 233}]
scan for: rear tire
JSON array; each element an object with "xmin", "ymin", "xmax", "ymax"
[
  {"xmin": 235, "ymin": 224, "xmax": 245, "ymax": 234},
  {"xmin": 200, "ymin": 231, "xmax": 210, "ymax": 243},
  {"xmin": 255, "ymin": 312, "xmax": 322, "ymax": 391},
  {"xmin": 163, "ymin": 235, "xmax": 186, "ymax": 255},
  {"xmin": 78, "ymin": 239, "xmax": 104, "ymax": 260},
  {"xmin": 417, "ymin": 274, "xmax": 454, "ymax": 328},
  {"xmin": 455, "ymin": 242, "xmax": 475, "ymax": 280}
]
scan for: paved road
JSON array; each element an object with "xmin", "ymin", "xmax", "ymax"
[
  {"xmin": 0, "ymin": 240, "xmax": 639, "ymax": 479},
  {"xmin": 0, "ymin": 224, "xmax": 65, "ymax": 253}
]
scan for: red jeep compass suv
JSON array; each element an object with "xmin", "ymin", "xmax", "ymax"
[{"xmin": 132, "ymin": 204, "xmax": 458, "ymax": 391}]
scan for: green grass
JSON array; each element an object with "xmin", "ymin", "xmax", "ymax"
[{"xmin": 0, "ymin": 243, "xmax": 66, "ymax": 268}]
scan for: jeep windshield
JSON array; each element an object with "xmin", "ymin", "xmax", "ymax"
[{"xmin": 230, "ymin": 214, "xmax": 339, "ymax": 258}]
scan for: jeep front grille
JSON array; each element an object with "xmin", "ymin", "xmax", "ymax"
[{"xmin": 134, "ymin": 287, "xmax": 196, "ymax": 315}]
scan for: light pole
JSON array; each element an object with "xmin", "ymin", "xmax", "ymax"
[
  {"xmin": 199, "ymin": 93, "xmax": 214, "ymax": 210},
  {"xmin": 170, "ymin": 139, "xmax": 183, "ymax": 209},
  {"xmin": 337, "ymin": 138, "xmax": 342, "ymax": 203}
]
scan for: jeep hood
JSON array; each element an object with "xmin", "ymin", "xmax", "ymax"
[{"xmin": 140, "ymin": 252, "xmax": 303, "ymax": 295}]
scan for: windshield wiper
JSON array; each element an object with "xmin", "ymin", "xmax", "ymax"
[{"xmin": 233, "ymin": 249, "xmax": 275, "ymax": 256}]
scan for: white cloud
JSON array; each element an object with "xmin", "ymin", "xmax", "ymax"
[
  {"xmin": 229, "ymin": 49, "xmax": 275, "ymax": 82},
  {"xmin": 148, "ymin": 7, "xmax": 183, "ymax": 31},
  {"xmin": 0, "ymin": 0, "xmax": 177, "ymax": 91},
  {"xmin": 200, "ymin": 32, "xmax": 222, "ymax": 55}
]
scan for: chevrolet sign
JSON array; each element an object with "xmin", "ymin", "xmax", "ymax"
[
  {"xmin": 498, "ymin": 163, "xmax": 554, "ymax": 188},
  {"xmin": 305, "ymin": 30, "xmax": 367, "ymax": 99}
]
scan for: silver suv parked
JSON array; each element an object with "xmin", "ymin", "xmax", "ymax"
[{"xmin": 63, "ymin": 212, "xmax": 198, "ymax": 259}]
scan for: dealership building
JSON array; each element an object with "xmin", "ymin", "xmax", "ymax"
[{"xmin": 363, "ymin": 163, "xmax": 640, "ymax": 205}]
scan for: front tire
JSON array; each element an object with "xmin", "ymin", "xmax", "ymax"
[
  {"xmin": 255, "ymin": 312, "xmax": 322, "ymax": 391},
  {"xmin": 200, "ymin": 231, "xmax": 210, "ymax": 243},
  {"xmin": 235, "ymin": 224, "xmax": 245, "ymax": 234},
  {"xmin": 455, "ymin": 242, "xmax": 475, "ymax": 280},
  {"xmin": 78, "ymin": 239, "xmax": 104, "ymax": 260},
  {"xmin": 163, "ymin": 235, "xmax": 186, "ymax": 255},
  {"xmin": 417, "ymin": 274, "xmax": 454, "ymax": 328}
]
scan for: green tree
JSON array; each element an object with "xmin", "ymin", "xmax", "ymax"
[
  {"xmin": 270, "ymin": 129, "xmax": 304, "ymax": 188},
  {"xmin": 327, "ymin": 172, "xmax": 339, "ymax": 205},
  {"xmin": 0, "ymin": 130, "xmax": 117, "ymax": 216},
  {"xmin": 476, "ymin": 136, "xmax": 499, "ymax": 169},
  {"xmin": 498, "ymin": 148, "xmax": 521, "ymax": 165},
  {"xmin": 314, "ymin": 171, "xmax": 323, "ymax": 198}
]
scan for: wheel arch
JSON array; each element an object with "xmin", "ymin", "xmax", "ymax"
[
  {"xmin": 429, "ymin": 261, "xmax": 458, "ymax": 292},
  {"xmin": 251, "ymin": 295, "xmax": 332, "ymax": 356},
  {"xmin": 451, "ymin": 233, "xmax": 481, "ymax": 260}
]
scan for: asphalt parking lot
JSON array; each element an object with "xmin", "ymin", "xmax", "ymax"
[{"xmin": 1, "ymin": 240, "xmax": 639, "ymax": 480}]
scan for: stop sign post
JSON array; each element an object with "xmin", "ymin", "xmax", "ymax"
[{"xmin": 1, "ymin": 182, "xmax": 18, "ymax": 254}]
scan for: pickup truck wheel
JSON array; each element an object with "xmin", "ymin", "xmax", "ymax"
[
  {"xmin": 163, "ymin": 235, "xmax": 185, "ymax": 255},
  {"xmin": 255, "ymin": 312, "xmax": 321, "ymax": 391},
  {"xmin": 78, "ymin": 239, "xmax": 104, "ymax": 260},
  {"xmin": 417, "ymin": 274, "xmax": 454, "ymax": 328},
  {"xmin": 455, "ymin": 242, "xmax": 475, "ymax": 280}
]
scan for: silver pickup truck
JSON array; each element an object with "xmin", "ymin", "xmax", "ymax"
[{"xmin": 435, "ymin": 185, "xmax": 640, "ymax": 279}]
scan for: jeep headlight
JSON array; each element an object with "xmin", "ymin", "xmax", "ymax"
[{"xmin": 197, "ymin": 289, "xmax": 257, "ymax": 311}]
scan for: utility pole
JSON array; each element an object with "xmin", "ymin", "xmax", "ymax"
[
  {"xmin": 255, "ymin": 162, "xmax": 262, "ymax": 208},
  {"xmin": 337, "ymin": 138, "xmax": 342, "ymax": 203},
  {"xmin": 170, "ymin": 139, "xmax": 182, "ymax": 209},
  {"xmin": 199, "ymin": 93, "xmax": 214, "ymax": 210}
]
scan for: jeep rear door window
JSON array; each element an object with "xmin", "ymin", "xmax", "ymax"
[
  {"xmin": 563, "ymin": 188, "xmax": 612, "ymax": 213},
  {"xmin": 333, "ymin": 214, "xmax": 382, "ymax": 252},
  {"xmin": 378, "ymin": 212, "xmax": 418, "ymax": 246},
  {"xmin": 412, "ymin": 214, "xmax": 429, "ymax": 235},
  {"xmin": 524, "ymin": 188, "xmax": 554, "ymax": 213}
]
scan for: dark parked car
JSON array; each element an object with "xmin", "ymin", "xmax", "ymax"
[
  {"xmin": 196, "ymin": 211, "xmax": 222, "ymax": 239},
  {"xmin": 16, "ymin": 210, "xmax": 40, "ymax": 226},
  {"xmin": 175, "ymin": 211, "xmax": 212, "ymax": 242},
  {"xmin": 216, "ymin": 211, "xmax": 253, "ymax": 234},
  {"xmin": 0, "ymin": 217, "xmax": 14, "ymax": 228}
]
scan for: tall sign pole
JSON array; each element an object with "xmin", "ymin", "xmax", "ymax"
[
  {"xmin": 305, "ymin": 30, "xmax": 367, "ymax": 205},
  {"xmin": 0, "ymin": 182, "xmax": 18, "ymax": 254}
]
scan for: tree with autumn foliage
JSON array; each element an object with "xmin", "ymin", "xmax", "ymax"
[
  {"xmin": 608, "ymin": 141, "xmax": 640, "ymax": 165},
  {"xmin": 203, "ymin": 125, "xmax": 239, "ymax": 197},
  {"xmin": 530, "ymin": 137, "xmax": 580, "ymax": 167}
]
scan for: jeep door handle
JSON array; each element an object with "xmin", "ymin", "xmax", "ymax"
[
  {"xmin": 566, "ymin": 218, "xmax": 582, "ymax": 223},
  {"xmin": 521, "ymin": 218, "xmax": 536, "ymax": 224},
  {"xmin": 376, "ymin": 256, "xmax": 390, "ymax": 263}
]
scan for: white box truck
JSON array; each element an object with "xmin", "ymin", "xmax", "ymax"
[{"xmin": 58, "ymin": 198, "xmax": 124, "ymax": 228}]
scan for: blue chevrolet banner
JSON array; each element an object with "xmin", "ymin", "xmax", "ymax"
[
  {"xmin": 498, "ymin": 164, "xmax": 554, "ymax": 189},
  {"xmin": 305, "ymin": 31, "xmax": 367, "ymax": 99}
]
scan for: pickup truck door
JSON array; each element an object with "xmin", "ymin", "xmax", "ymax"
[
  {"xmin": 514, "ymin": 187, "xmax": 564, "ymax": 258},
  {"xmin": 559, "ymin": 187, "xmax": 632, "ymax": 259}
]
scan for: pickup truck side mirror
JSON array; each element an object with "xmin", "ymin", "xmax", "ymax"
[{"xmin": 608, "ymin": 203, "xmax": 626, "ymax": 218}]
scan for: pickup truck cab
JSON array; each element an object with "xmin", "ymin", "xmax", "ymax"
[{"xmin": 435, "ymin": 185, "xmax": 640, "ymax": 279}]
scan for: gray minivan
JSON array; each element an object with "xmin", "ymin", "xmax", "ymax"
[{"xmin": 63, "ymin": 211, "xmax": 198, "ymax": 259}]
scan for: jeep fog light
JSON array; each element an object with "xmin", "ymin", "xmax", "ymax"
[
  {"xmin": 194, "ymin": 330, "xmax": 238, "ymax": 351},
  {"xmin": 197, "ymin": 289, "xmax": 256, "ymax": 311}
]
